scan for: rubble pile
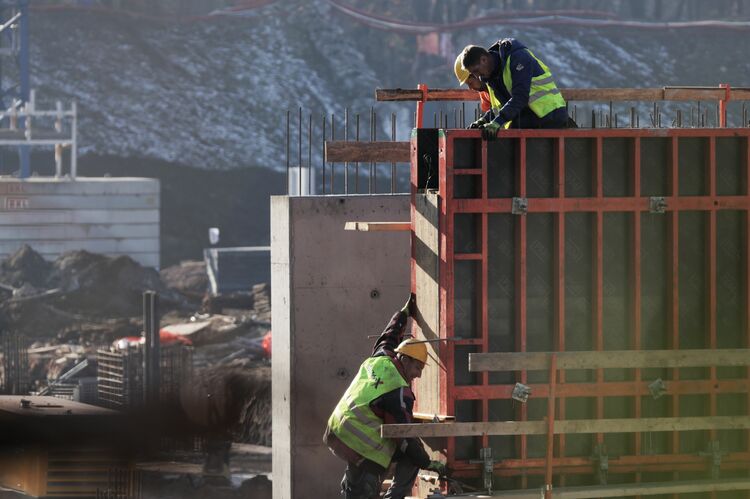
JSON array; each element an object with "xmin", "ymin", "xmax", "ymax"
[{"xmin": 0, "ymin": 245, "xmax": 186, "ymax": 342}]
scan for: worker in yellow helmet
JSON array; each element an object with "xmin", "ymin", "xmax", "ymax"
[
  {"xmin": 454, "ymin": 52, "xmax": 493, "ymax": 123},
  {"xmin": 461, "ymin": 39, "xmax": 573, "ymax": 139},
  {"xmin": 324, "ymin": 294, "xmax": 447, "ymax": 499}
]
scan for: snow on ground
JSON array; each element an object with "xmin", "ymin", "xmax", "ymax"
[{"xmin": 26, "ymin": 2, "xmax": 750, "ymax": 170}]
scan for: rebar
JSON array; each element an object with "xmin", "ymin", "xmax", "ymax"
[
  {"xmin": 355, "ymin": 114, "xmax": 360, "ymax": 194},
  {"xmin": 391, "ymin": 112, "xmax": 396, "ymax": 194},
  {"xmin": 461, "ymin": 102, "xmax": 466, "ymax": 128},
  {"xmin": 330, "ymin": 113, "xmax": 335, "ymax": 194},
  {"xmin": 372, "ymin": 110, "xmax": 377, "ymax": 193},
  {"xmin": 298, "ymin": 107, "xmax": 302, "ymax": 197},
  {"xmin": 321, "ymin": 114, "xmax": 326, "ymax": 194},
  {"xmin": 344, "ymin": 108, "xmax": 349, "ymax": 195},
  {"xmin": 591, "ymin": 109, "xmax": 596, "ymax": 129},
  {"xmin": 308, "ymin": 113, "xmax": 312, "ymax": 195},
  {"xmin": 286, "ymin": 110, "xmax": 290, "ymax": 195}
]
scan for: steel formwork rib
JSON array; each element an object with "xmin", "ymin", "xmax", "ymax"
[{"xmin": 414, "ymin": 126, "xmax": 750, "ymax": 492}]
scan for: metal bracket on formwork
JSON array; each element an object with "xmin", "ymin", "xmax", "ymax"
[
  {"xmin": 699, "ymin": 440, "xmax": 728, "ymax": 479},
  {"xmin": 469, "ymin": 447, "xmax": 494, "ymax": 494},
  {"xmin": 649, "ymin": 196, "xmax": 667, "ymax": 214},
  {"xmin": 648, "ymin": 378, "xmax": 667, "ymax": 399},
  {"xmin": 511, "ymin": 382, "xmax": 532, "ymax": 404},
  {"xmin": 591, "ymin": 443, "xmax": 609, "ymax": 485},
  {"xmin": 512, "ymin": 197, "xmax": 528, "ymax": 215}
]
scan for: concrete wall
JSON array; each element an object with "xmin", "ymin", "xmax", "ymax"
[
  {"xmin": 0, "ymin": 177, "xmax": 159, "ymax": 268},
  {"xmin": 271, "ymin": 195, "xmax": 410, "ymax": 499}
]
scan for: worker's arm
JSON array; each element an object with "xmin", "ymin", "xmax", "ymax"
[
  {"xmin": 371, "ymin": 294, "xmax": 415, "ymax": 356},
  {"xmin": 492, "ymin": 49, "xmax": 534, "ymax": 125},
  {"xmin": 372, "ymin": 387, "xmax": 431, "ymax": 468}
]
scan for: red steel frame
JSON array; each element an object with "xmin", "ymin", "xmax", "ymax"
[{"xmin": 411, "ymin": 127, "xmax": 750, "ymax": 488}]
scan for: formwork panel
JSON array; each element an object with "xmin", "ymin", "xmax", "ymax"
[{"xmin": 413, "ymin": 127, "xmax": 750, "ymax": 493}]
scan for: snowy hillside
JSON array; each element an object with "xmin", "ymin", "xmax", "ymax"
[{"xmin": 28, "ymin": 1, "xmax": 750, "ymax": 170}]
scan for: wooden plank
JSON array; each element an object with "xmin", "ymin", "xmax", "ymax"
[
  {"xmin": 325, "ymin": 141, "xmax": 409, "ymax": 163},
  {"xmin": 344, "ymin": 221, "xmax": 410, "ymax": 232},
  {"xmin": 382, "ymin": 420, "xmax": 546, "ymax": 438},
  {"xmin": 381, "ymin": 416, "xmax": 750, "ymax": 438},
  {"xmin": 376, "ymin": 87, "xmax": 749, "ymax": 103},
  {"xmin": 553, "ymin": 478, "xmax": 750, "ymax": 499},
  {"xmin": 441, "ymin": 479, "xmax": 750, "ymax": 498},
  {"xmin": 469, "ymin": 348, "xmax": 750, "ymax": 372}
]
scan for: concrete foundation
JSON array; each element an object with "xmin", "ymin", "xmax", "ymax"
[
  {"xmin": 0, "ymin": 177, "xmax": 159, "ymax": 267},
  {"xmin": 271, "ymin": 195, "xmax": 410, "ymax": 499}
]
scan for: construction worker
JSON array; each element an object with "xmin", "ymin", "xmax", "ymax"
[
  {"xmin": 454, "ymin": 52, "xmax": 492, "ymax": 120},
  {"xmin": 460, "ymin": 39, "xmax": 571, "ymax": 139},
  {"xmin": 324, "ymin": 294, "xmax": 447, "ymax": 499}
]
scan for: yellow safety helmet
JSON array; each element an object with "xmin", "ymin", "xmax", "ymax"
[
  {"xmin": 453, "ymin": 52, "xmax": 470, "ymax": 85},
  {"xmin": 394, "ymin": 338, "xmax": 428, "ymax": 364}
]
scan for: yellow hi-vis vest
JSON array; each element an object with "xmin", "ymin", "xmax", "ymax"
[
  {"xmin": 488, "ymin": 48, "xmax": 566, "ymax": 119},
  {"xmin": 327, "ymin": 356, "xmax": 409, "ymax": 468}
]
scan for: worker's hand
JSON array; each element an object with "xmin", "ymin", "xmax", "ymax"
[
  {"xmin": 401, "ymin": 293, "xmax": 416, "ymax": 317},
  {"xmin": 468, "ymin": 118, "xmax": 487, "ymax": 129},
  {"xmin": 480, "ymin": 121, "xmax": 502, "ymax": 141},
  {"xmin": 427, "ymin": 460, "xmax": 448, "ymax": 476}
]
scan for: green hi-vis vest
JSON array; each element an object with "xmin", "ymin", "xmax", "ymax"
[
  {"xmin": 488, "ymin": 48, "xmax": 566, "ymax": 119},
  {"xmin": 327, "ymin": 356, "xmax": 409, "ymax": 468}
]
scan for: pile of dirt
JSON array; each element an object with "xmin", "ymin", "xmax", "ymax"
[
  {"xmin": 0, "ymin": 244, "xmax": 52, "ymax": 289},
  {"xmin": 160, "ymin": 260, "xmax": 209, "ymax": 303},
  {"xmin": 0, "ymin": 246, "xmax": 187, "ymax": 341}
]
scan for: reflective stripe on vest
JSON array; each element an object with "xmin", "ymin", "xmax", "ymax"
[
  {"xmin": 501, "ymin": 49, "xmax": 566, "ymax": 118},
  {"xmin": 327, "ymin": 356, "xmax": 408, "ymax": 468}
]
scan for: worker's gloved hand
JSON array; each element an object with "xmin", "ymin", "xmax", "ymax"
[
  {"xmin": 401, "ymin": 293, "xmax": 416, "ymax": 317},
  {"xmin": 480, "ymin": 121, "xmax": 502, "ymax": 141},
  {"xmin": 427, "ymin": 460, "xmax": 448, "ymax": 476},
  {"xmin": 468, "ymin": 117, "xmax": 487, "ymax": 129}
]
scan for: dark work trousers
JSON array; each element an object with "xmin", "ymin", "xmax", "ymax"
[
  {"xmin": 508, "ymin": 106, "xmax": 569, "ymax": 129},
  {"xmin": 383, "ymin": 451, "xmax": 420, "ymax": 499},
  {"xmin": 341, "ymin": 451, "xmax": 420, "ymax": 499},
  {"xmin": 341, "ymin": 459, "xmax": 384, "ymax": 499}
]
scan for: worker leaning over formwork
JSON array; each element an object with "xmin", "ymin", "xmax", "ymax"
[
  {"xmin": 460, "ymin": 39, "xmax": 574, "ymax": 138},
  {"xmin": 324, "ymin": 294, "xmax": 447, "ymax": 499}
]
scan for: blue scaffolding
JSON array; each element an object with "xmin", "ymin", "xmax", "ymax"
[{"xmin": 0, "ymin": 0, "xmax": 29, "ymax": 177}]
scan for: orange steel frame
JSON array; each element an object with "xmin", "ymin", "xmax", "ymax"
[{"xmin": 410, "ymin": 127, "xmax": 750, "ymax": 492}]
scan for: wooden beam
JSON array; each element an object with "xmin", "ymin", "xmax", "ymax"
[
  {"xmin": 344, "ymin": 221, "xmax": 410, "ymax": 232},
  {"xmin": 469, "ymin": 348, "xmax": 750, "ymax": 372},
  {"xmin": 375, "ymin": 87, "xmax": 750, "ymax": 103},
  {"xmin": 481, "ymin": 478, "xmax": 750, "ymax": 499},
  {"xmin": 381, "ymin": 416, "xmax": 750, "ymax": 438},
  {"xmin": 325, "ymin": 141, "xmax": 410, "ymax": 163}
]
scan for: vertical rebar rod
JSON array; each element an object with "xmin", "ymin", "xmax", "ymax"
[
  {"xmin": 698, "ymin": 101, "xmax": 702, "ymax": 127},
  {"xmin": 461, "ymin": 102, "xmax": 466, "ymax": 128},
  {"xmin": 344, "ymin": 108, "xmax": 349, "ymax": 195},
  {"xmin": 608, "ymin": 101, "xmax": 613, "ymax": 128},
  {"xmin": 391, "ymin": 112, "xmax": 396, "ymax": 194},
  {"xmin": 591, "ymin": 109, "xmax": 596, "ymax": 129},
  {"xmin": 286, "ymin": 110, "xmax": 290, "ymax": 195},
  {"xmin": 373, "ymin": 110, "xmax": 377, "ymax": 193},
  {"xmin": 355, "ymin": 114, "xmax": 360, "ymax": 194},
  {"xmin": 573, "ymin": 104, "xmax": 577, "ymax": 124},
  {"xmin": 630, "ymin": 107, "xmax": 635, "ymax": 128},
  {"xmin": 433, "ymin": 112, "xmax": 437, "ymax": 128},
  {"xmin": 308, "ymin": 113, "xmax": 312, "ymax": 195},
  {"xmin": 370, "ymin": 107, "xmax": 374, "ymax": 194},
  {"xmin": 330, "ymin": 113, "xmax": 335, "ymax": 194},
  {"xmin": 298, "ymin": 107, "xmax": 302, "ymax": 197},
  {"xmin": 321, "ymin": 115, "xmax": 326, "ymax": 194}
]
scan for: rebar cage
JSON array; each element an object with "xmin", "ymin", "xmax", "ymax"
[{"xmin": 411, "ymin": 127, "xmax": 750, "ymax": 493}]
